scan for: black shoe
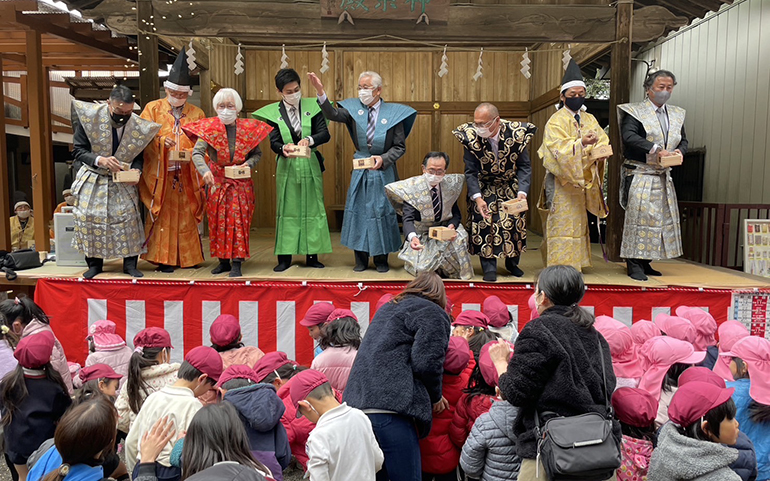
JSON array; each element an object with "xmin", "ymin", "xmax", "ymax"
[
  {"xmin": 229, "ymin": 260, "xmax": 243, "ymax": 277},
  {"xmin": 123, "ymin": 256, "xmax": 144, "ymax": 278},
  {"xmin": 83, "ymin": 257, "xmax": 103, "ymax": 279},
  {"xmin": 483, "ymin": 271, "xmax": 497, "ymax": 282},
  {"xmin": 643, "ymin": 261, "xmax": 662, "ymax": 276},
  {"xmin": 353, "ymin": 251, "xmax": 369, "ymax": 272},
  {"xmin": 373, "ymin": 254, "xmax": 389, "ymax": 273},
  {"xmin": 211, "ymin": 259, "xmax": 231, "ymax": 275},
  {"xmin": 274, "ymin": 255, "xmax": 292, "ymax": 272},
  {"xmin": 480, "ymin": 257, "xmax": 497, "ymax": 282},
  {"xmin": 305, "ymin": 255, "xmax": 324, "ymax": 268},
  {"xmin": 627, "ymin": 259, "xmax": 648, "ymax": 281},
  {"xmin": 505, "ymin": 257, "xmax": 524, "ymax": 277},
  {"xmin": 156, "ymin": 264, "xmax": 175, "ymax": 273}
]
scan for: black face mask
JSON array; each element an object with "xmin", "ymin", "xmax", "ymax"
[
  {"xmin": 564, "ymin": 96, "xmax": 585, "ymax": 112},
  {"xmin": 111, "ymin": 112, "xmax": 131, "ymax": 127}
]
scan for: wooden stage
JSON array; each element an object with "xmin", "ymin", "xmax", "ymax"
[{"xmin": 10, "ymin": 230, "xmax": 770, "ymax": 290}]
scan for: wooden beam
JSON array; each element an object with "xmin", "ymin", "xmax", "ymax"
[
  {"xmin": 607, "ymin": 0, "xmax": 633, "ymax": 263},
  {"xmin": 530, "ymin": 88, "xmax": 561, "ymax": 114},
  {"xmin": 159, "ymin": 36, "xmax": 209, "ymax": 70},
  {"xmin": 25, "ymin": 30, "xmax": 54, "ymax": 252},
  {"xmin": 0, "ymin": 42, "xmax": 118, "ymax": 55},
  {"xmin": 137, "ymin": 0, "xmax": 159, "ymax": 107},
  {"xmin": 0, "ymin": 54, "xmax": 11, "ymax": 251},
  {"xmin": 198, "ymin": 68, "xmax": 212, "ymax": 117},
  {"xmin": 43, "ymin": 57, "xmax": 137, "ymax": 67}
]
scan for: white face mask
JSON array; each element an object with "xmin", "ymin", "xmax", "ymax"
[
  {"xmin": 167, "ymin": 95, "xmax": 186, "ymax": 108},
  {"xmin": 358, "ymin": 88, "xmax": 375, "ymax": 106},
  {"xmin": 64, "ymin": 195, "xmax": 75, "ymax": 206},
  {"xmin": 217, "ymin": 108, "xmax": 238, "ymax": 125},
  {"xmin": 283, "ymin": 91, "xmax": 302, "ymax": 106},
  {"xmin": 424, "ymin": 173, "xmax": 444, "ymax": 187},
  {"xmin": 16, "ymin": 210, "xmax": 30, "ymax": 219},
  {"xmin": 476, "ymin": 126, "xmax": 493, "ymax": 138}
]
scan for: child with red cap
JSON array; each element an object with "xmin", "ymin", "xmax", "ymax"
[
  {"xmin": 299, "ymin": 302, "xmax": 336, "ymax": 357},
  {"xmin": 209, "ymin": 314, "xmax": 265, "ymax": 368},
  {"xmin": 125, "ymin": 345, "xmax": 223, "ymax": 481},
  {"xmin": 611, "ymin": 387, "xmax": 658, "ymax": 481},
  {"xmin": 648, "ymin": 381, "xmax": 741, "ymax": 480},
  {"xmin": 311, "ymin": 309, "xmax": 361, "ymax": 393},
  {"xmin": 74, "ymin": 363, "xmax": 123, "ymax": 403},
  {"xmin": 482, "ymin": 296, "xmax": 518, "ymax": 343},
  {"xmin": 452, "ymin": 310, "xmax": 498, "ymax": 359},
  {"xmin": 419, "ymin": 336, "xmax": 474, "ymax": 481},
  {"xmin": 1, "ymin": 331, "xmax": 71, "ymax": 481},
  {"xmin": 292, "ymin": 369, "xmax": 383, "ymax": 481},
  {"xmin": 85, "ymin": 319, "xmax": 133, "ymax": 394}
]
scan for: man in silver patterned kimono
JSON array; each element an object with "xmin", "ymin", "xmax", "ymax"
[
  {"xmin": 618, "ymin": 70, "xmax": 688, "ymax": 281},
  {"xmin": 384, "ymin": 152, "xmax": 473, "ymax": 280},
  {"xmin": 70, "ymin": 85, "xmax": 161, "ymax": 279}
]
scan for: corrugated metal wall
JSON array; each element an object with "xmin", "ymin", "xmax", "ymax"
[{"xmin": 631, "ymin": 0, "xmax": 770, "ymax": 204}]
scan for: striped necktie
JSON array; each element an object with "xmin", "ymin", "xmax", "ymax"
[
  {"xmin": 431, "ymin": 186, "xmax": 442, "ymax": 221},
  {"xmin": 366, "ymin": 106, "xmax": 376, "ymax": 148},
  {"xmin": 289, "ymin": 106, "xmax": 302, "ymax": 136}
]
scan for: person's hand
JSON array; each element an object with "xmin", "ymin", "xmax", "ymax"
[
  {"xmin": 475, "ymin": 197, "xmax": 491, "ymax": 219},
  {"xmin": 202, "ymin": 172, "xmax": 215, "ymax": 186},
  {"xmin": 282, "ymin": 143, "xmax": 296, "ymax": 157},
  {"xmin": 433, "ymin": 396, "xmax": 449, "ymax": 414},
  {"xmin": 517, "ymin": 192, "xmax": 527, "ymax": 201},
  {"xmin": 140, "ymin": 416, "xmax": 175, "ymax": 464},
  {"xmin": 410, "ymin": 236, "xmax": 423, "ymax": 251},
  {"xmin": 370, "ymin": 155, "xmax": 383, "ymax": 170},
  {"xmin": 127, "ymin": 169, "xmax": 141, "ymax": 185},
  {"xmin": 98, "ymin": 156, "xmax": 122, "ymax": 172},
  {"xmin": 298, "ymin": 138, "xmax": 310, "ymax": 148},
  {"xmin": 658, "ymin": 149, "xmax": 671, "ymax": 159},
  {"xmin": 581, "ymin": 131, "xmax": 598, "ymax": 146},
  {"xmin": 307, "ymin": 72, "xmax": 325, "ymax": 96},
  {"xmin": 488, "ymin": 340, "xmax": 513, "ymax": 376},
  {"xmin": 447, "ymin": 224, "xmax": 458, "ymax": 242},
  {"xmin": 163, "ymin": 137, "xmax": 176, "ymax": 149},
  {"xmin": 237, "ymin": 162, "xmax": 249, "ymax": 169},
  {"xmin": 674, "ymin": 149, "xmax": 682, "ymax": 156}
]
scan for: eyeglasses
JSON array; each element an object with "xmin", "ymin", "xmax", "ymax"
[
  {"xmin": 425, "ymin": 169, "xmax": 446, "ymax": 175},
  {"xmin": 473, "ymin": 117, "xmax": 498, "ymax": 129}
]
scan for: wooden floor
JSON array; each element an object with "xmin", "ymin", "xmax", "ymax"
[{"xmin": 13, "ymin": 229, "xmax": 770, "ymax": 290}]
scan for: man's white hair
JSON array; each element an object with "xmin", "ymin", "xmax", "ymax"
[
  {"xmin": 359, "ymin": 71, "xmax": 383, "ymax": 89},
  {"xmin": 213, "ymin": 88, "xmax": 243, "ymax": 112}
]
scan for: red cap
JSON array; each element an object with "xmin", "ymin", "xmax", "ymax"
[
  {"xmin": 210, "ymin": 314, "xmax": 241, "ymax": 347},
  {"xmin": 78, "ymin": 363, "xmax": 122, "ymax": 383},
  {"xmin": 185, "ymin": 346, "xmax": 224, "ymax": 382},
  {"xmin": 678, "ymin": 366, "xmax": 726, "ymax": 388},
  {"xmin": 300, "ymin": 302, "xmax": 335, "ymax": 327},
  {"xmin": 453, "ymin": 310, "xmax": 490, "ymax": 329},
  {"xmin": 14, "ymin": 331, "xmax": 55, "ymax": 369},
  {"xmin": 327, "ymin": 308, "xmax": 358, "ymax": 323},
  {"xmin": 482, "ymin": 296, "xmax": 510, "ymax": 328},
  {"xmin": 654, "ymin": 314, "xmax": 697, "ymax": 344},
  {"xmin": 611, "ymin": 387, "xmax": 659, "ymax": 428},
  {"xmin": 479, "ymin": 340, "xmax": 513, "ymax": 387},
  {"xmin": 217, "ymin": 364, "xmax": 261, "ymax": 387},
  {"xmin": 289, "ymin": 369, "xmax": 330, "ymax": 417},
  {"xmin": 444, "ymin": 337, "xmax": 471, "ymax": 375},
  {"xmin": 668, "ymin": 381, "xmax": 735, "ymax": 427},
  {"xmin": 133, "ymin": 327, "xmax": 173, "ymax": 350},
  {"xmin": 253, "ymin": 351, "xmax": 296, "ymax": 383},
  {"xmin": 375, "ymin": 294, "xmax": 394, "ymax": 313}
]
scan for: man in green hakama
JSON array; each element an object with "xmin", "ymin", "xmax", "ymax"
[{"xmin": 253, "ymin": 69, "xmax": 333, "ymax": 272}]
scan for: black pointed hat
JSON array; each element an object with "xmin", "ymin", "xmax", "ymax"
[
  {"xmin": 165, "ymin": 47, "xmax": 192, "ymax": 92},
  {"xmin": 561, "ymin": 58, "xmax": 585, "ymax": 93}
]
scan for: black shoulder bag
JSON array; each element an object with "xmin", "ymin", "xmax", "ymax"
[{"xmin": 533, "ymin": 334, "xmax": 621, "ymax": 480}]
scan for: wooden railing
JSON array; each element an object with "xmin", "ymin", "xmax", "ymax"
[{"xmin": 679, "ymin": 202, "xmax": 770, "ymax": 269}]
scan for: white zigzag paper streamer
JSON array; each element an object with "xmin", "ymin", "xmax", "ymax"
[
  {"xmin": 520, "ymin": 48, "xmax": 531, "ymax": 79},
  {"xmin": 472, "ymin": 47, "xmax": 483, "ymax": 81},
  {"xmin": 234, "ymin": 44, "xmax": 244, "ymax": 76},
  {"xmin": 280, "ymin": 44, "xmax": 289, "ymax": 69},
  {"xmin": 320, "ymin": 42, "xmax": 330, "ymax": 74},
  {"xmin": 438, "ymin": 45, "xmax": 448, "ymax": 78},
  {"xmin": 186, "ymin": 40, "xmax": 197, "ymax": 71},
  {"xmin": 562, "ymin": 45, "xmax": 572, "ymax": 71}
]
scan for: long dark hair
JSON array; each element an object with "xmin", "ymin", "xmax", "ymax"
[
  {"xmin": 127, "ymin": 347, "xmax": 166, "ymax": 414},
  {"xmin": 181, "ymin": 401, "xmax": 270, "ymax": 480},
  {"xmin": 318, "ymin": 317, "xmax": 361, "ymax": 350},
  {"xmin": 0, "ymin": 294, "xmax": 50, "ymax": 328},
  {"xmin": 535, "ymin": 265, "xmax": 593, "ymax": 328},
  {"xmin": 661, "ymin": 362, "xmax": 690, "ymax": 394},
  {"xmin": 749, "ymin": 400, "xmax": 770, "ymax": 424},
  {"xmin": 679, "ymin": 398, "xmax": 737, "ymax": 441},
  {"xmin": 467, "ymin": 329, "xmax": 499, "ymax": 360},
  {"xmin": 40, "ymin": 397, "xmax": 117, "ymax": 481},
  {"xmin": 0, "ymin": 311, "xmax": 19, "ymax": 350},
  {"xmin": 212, "ymin": 339, "xmax": 244, "ymax": 353},
  {"xmin": 463, "ymin": 364, "xmax": 496, "ymax": 403},
  {"xmin": 1, "ymin": 363, "xmax": 68, "ymax": 426},
  {"xmin": 393, "ymin": 272, "xmax": 446, "ymax": 310},
  {"xmin": 620, "ymin": 422, "xmax": 657, "ymax": 445}
]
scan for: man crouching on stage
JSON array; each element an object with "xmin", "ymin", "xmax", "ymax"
[{"xmin": 70, "ymin": 85, "xmax": 161, "ymax": 279}]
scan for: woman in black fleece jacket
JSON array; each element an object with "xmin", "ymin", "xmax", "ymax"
[
  {"xmin": 490, "ymin": 265, "xmax": 622, "ymax": 481},
  {"xmin": 343, "ymin": 272, "xmax": 452, "ymax": 481}
]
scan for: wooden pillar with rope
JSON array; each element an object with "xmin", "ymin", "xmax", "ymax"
[
  {"xmin": 0, "ymin": 53, "xmax": 11, "ymax": 251},
  {"xmin": 137, "ymin": 0, "xmax": 159, "ymax": 107}
]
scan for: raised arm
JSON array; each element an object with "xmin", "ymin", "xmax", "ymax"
[{"xmin": 308, "ymin": 72, "xmax": 353, "ymax": 125}]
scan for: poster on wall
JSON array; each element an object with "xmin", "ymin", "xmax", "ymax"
[
  {"xmin": 744, "ymin": 219, "xmax": 770, "ymax": 278},
  {"xmin": 731, "ymin": 289, "xmax": 770, "ymax": 339}
]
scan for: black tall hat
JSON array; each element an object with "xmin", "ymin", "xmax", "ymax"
[
  {"xmin": 165, "ymin": 46, "xmax": 192, "ymax": 92},
  {"xmin": 560, "ymin": 58, "xmax": 585, "ymax": 93}
]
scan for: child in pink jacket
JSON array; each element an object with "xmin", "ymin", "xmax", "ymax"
[{"xmin": 85, "ymin": 320, "xmax": 133, "ymax": 393}]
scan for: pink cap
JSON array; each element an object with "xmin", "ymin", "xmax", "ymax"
[
  {"xmin": 611, "ymin": 387, "xmax": 659, "ymax": 428},
  {"xmin": 654, "ymin": 314, "xmax": 697, "ymax": 344},
  {"xmin": 79, "ymin": 363, "xmax": 122, "ymax": 383},
  {"xmin": 482, "ymin": 296, "xmax": 510, "ymax": 328},
  {"xmin": 600, "ymin": 324, "xmax": 643, "ymax": 379},
  {"xmin": 253, "ymin": 351, "xmax": 296, "ymax": 383},
  {"xmin": 528, "ymin": 293, "xmax": 538, "ymax": 321},
  {"xmin": 87, "ymin": 320, "xmax": 126, "ymax": 350},
  {"xmin": 594, "ymin": 315, "xmax": 626, "ymax": 333},
  {"xmin": 289, "ymin": 369, "xmax": 330, "ymax": 417},
  {"xmin": 217, "ymin": 364, "xmax": 261, "ymax": 387},
  {"xmin": 479, "ymin": 340, "xmax": 513, "ymax": 387},
  {"xmin": 721, "ymin": 335, "xmax": 770, "ymax": 404},
  {"xmin": 375, "ymin": 294, "xmax": 394, "ymax": 313},
  {"xmin": 630, "ymin": 320, "xmax": 661, "ymax": 347},
  {"xmin": 210, "ymin": 314, "xmax": 241, "ymax": 347},
  {"xmin": 668, "ymin": 381, "xmax": 735, "ymax": 427},
  {"xmin": 676, "ymin": 307, "xmax": 717, "ymax": 351},
  {"xmin": 453, "ymin": 310, "xmax": 490, "ymax": 329},
  {"xmin": 678, "ymin": 366, "xmax": 726, "ymax": 388},
  {"xmin": 637, "ymin": 336, "xmax": 707, "ymax": 400},
  {"xmin": 133, "ymin": 327, "xmax": 173, "ymax": 350},
  {"xmin": 444, "ymin": 337, "xmax": 471, "ymax": 375},
  {"xmin": 185, "ymin": 346, "xmax": 224, "ymax": 382},
  {"xmin": 327, "ymin": 308, "xmax": 358, "ymax": 323},
  {"xmin": 299, "ymin": 302, "xmax": 335, "ymax": 327},
  {"xmin": 713, "ymin": 320, "xmax": 750, "ymax": 382},
  {"xmin": 14, "ymin": 331, "xmax": 55, "ymax": 369}
]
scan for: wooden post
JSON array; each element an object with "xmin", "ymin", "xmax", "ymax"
[
  {"xmin": 0, "ymin": 54, "xmax": 11, "ymax": 251},
  {"xmin": 199, "ymin": 69, "xmax": 212, "ymax": 117},
  {"xmin": 137, "ymin": 0, "xmax": 159, "ymax": 107},
  {"xmin": 607, "ymin": 0, "xmax": 633, "ymax": 262},
  {"xmin": 26, "ymin": 30, "xmax": 54, "ymax": 252}
]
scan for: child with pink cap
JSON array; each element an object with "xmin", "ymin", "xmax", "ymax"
[
  {"xmin": 713, "ymin": 320, "xmax": 750, "ymax": 382},
  {"xmin": 85, "ymin": 319, "xmax": 133, "ymax": 393},
  {"xmin": 654, "ymin": 313, "xmax": 698, "ymax": 344},
  {"xmin": 723, "ymin": 335, "xmax": 770, "ymax": 480},
  {"xmin": 630, "ymin": 320, "xmax": 661, "ymax": 349},
  {"xmin": 637, "ymin": 336, "xmax": 706, "ymax": 427},
  {"xmin": 595, "ymin": 316, "xmax": 643, "ymax": 389},
  {"xmin": 676, "ymin": 306, "xmax": 719, "ymax": 369}
]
